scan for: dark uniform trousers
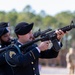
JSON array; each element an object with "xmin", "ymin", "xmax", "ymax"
[{"xmin": 5, "ymin": 41, "xmax": 61, "ymax": 75}]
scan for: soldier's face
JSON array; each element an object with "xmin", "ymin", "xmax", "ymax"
[
  {"xmin": 23, "ymin": 30, "xmax": 34, "ymax": 41},
  {"xmin": 0, "ymin": 32, "xmax": 11, "ymax": 43},
  {"xmin": 18, "ymin": 30, "xmax": 34, "ymax": 43}
]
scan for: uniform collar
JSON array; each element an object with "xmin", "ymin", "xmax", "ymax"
[{"xmin": 17, "ymin": 40, "xmax": 23, "ymax": 45}]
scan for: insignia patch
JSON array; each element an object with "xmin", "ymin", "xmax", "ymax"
[{"xmin": 9, "ymin": 51, "xmax": 16, "ymax": 58}]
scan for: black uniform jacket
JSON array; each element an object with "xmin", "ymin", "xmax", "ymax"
[
  {"xmin": 0, "ymin": 43, "xmax": 13, "ymax": 75},
  {"xmin": 5, "ymin": 41, "xmax": 62, "ymax": 75}
]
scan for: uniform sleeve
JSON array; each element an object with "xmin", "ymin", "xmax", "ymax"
[
  {"xmin": 40, "ymin": 48, "xmax": 59, "ymax": 59},
  {"xmin": 39, "ymin": 41, "xmax": 63, "ymax": 58},
  {"xmin": 5, "ymin": 47, "xmax": 40, "ymax": 66},
  {"xmin": 0, "ymin": 52, "xmax": 6, "ymax": 65}
]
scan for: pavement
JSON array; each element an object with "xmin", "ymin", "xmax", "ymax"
[{"xmin": 40, "ymin": 66, "xmax": 75, "ymax": 75}]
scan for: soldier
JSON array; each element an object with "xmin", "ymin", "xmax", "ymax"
[
  {"xmin": 66, "ymin": 48, "xmax": 75, "ymax": 74},
  {"xmin": 0, "ymin": 22, "xmax": 17, "ymax": 44},
  {"xmin": 0, "ymin": 23, "xmax": 13, "ymax": 75},
  {"xmin": 5, "ymin": 22, "xmax": 65, "ymax": 75},
  {"xmin": 0, "ymin": 22, "xmax": 12, "ymax": 47}
]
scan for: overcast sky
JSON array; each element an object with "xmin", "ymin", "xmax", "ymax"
[{"xmin": 0, "ymin": 0, "xmax": 75, "ymax": 16}]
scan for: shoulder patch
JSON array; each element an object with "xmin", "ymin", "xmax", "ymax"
[{"xmin": 9, "ymin": 51, "xmax": 16, "ymax": 58}]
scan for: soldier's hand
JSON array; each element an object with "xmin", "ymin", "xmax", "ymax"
[
  {"xmin": 38, "ymin": 41, "xmax": 50, "ymax": 51},
  {"xmin": 55, "ymin": 30, "xmax": 66, "ymax": 40}
]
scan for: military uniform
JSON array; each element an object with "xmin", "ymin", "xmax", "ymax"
[
  {"xmin": 0, "ymin": 27, "xmax": 14, "ymax": 75},
  {"xmin": 5, "ymin": 41, "xmax": 61, "ymax": 75},
  {"xmin": 0, "ymin": 38, "xmax": 17, "ymax": 75},
  {"xmin": 0, "ymin": 43, "xmax": 13, "ymax": 75}
]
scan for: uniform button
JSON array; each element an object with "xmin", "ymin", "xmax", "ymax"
[
  {"xmin": 33, "ymin": 68, "xmax": 35, "ymax": 70},
  {"xmin": 0, "ymin": 45, "xmax": 1, "ymax": 48},
  {"xmin": 31, "ymin": 62, "xmax": 34, "ymax": 64},
  {"xmin": 18, "ymin": 45, "xmax": 21, "ymax": 47}
]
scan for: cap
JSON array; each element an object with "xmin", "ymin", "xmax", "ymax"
[
  {"xmin": 15, "ymin": 22, "xmax": 34, "ymax": 35},
  {"xmin": 0, "ymin": 28, "xmax": 9, "ymax": 37},
  {"xmin": 0, "ymin": 22, "xmax": 9, "ymax": 28}
]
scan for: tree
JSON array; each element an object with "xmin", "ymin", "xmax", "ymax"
[
  {"xmin": 55, "ymin": 11, "xmax": 73, "ymax": 27},
  {"xmin": 39, "ymin": 10, "xmax": 46, "ymax": 17},
  {"xmin": 42, "ymin": 15, "xmax": 57, "ymax": 29},
  {"xmin": 23, "ymin": 5, "xmax": 32, "ymax": 13},
  {"xmin": 6, "ymin": 9, "xmax": 18, "ymax": 26},
  {"xmin": 0, "ymin": 11, "xmax": 6, "ymax": 21}
]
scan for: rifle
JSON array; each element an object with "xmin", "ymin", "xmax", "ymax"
[
  {"xmin": 33, "ymin": 28, "xmax": 52, "ymax": 38},
  {"xmin": 0, "ymin": 20, "xmax": 75, "ymax": 52},
  {"xmin": 21, "ymin": 20, "xmax": 75, "ymax": 51}
]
